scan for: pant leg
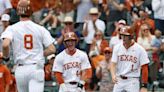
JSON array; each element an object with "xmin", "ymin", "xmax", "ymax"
[
  {"xmin": 113, "ymin": 78, "xmax": 125, "ymax": 92},
  {"xmin": 15, "ymin": 66, "xmax": 29, "ymax": 92},
  {"xmin": 29, "ymin": 69, "xmax": 45, "ymax": 92},
  {"xmin": 113, "ymin": 77, "xmax": 139, "ymax": 92},
  {"xmin": 125, "ymin": 78, "xmax": 140, "ymax": 92},
  {"xmin": 29, "ymin": 79, "xmax": 44, "ymax": 92}
]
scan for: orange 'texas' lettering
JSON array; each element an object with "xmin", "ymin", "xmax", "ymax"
[
  {"xmin": 118, "ymin": 55, "xmax": 137, "ymax": 63},
  {"xmin": 63, "ymin": 62, "xmax": 81, "ymax": 70},
  {"xmin": 24, "ymin": 34, "xmax": 33, "ymax": 49}
]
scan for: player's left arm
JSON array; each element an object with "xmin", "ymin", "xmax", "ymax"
[
  {"xmin": 41, "ymin": 27, "xmax": 56, "ymax": 56},
  {"xmin": 2, "ymin": 38, "xmax": 11, "ymax": 61},
  {"xmin": 140, "ymin": 64, "xmax": 148, "ymax": 92},
  {"xmin": 43, "ymin": 44, "xmax": 56, "ymax": 57},
  {"xmin": 78, "ymin": 68, "xmax": 92, "ymax": 91},
  {"xmin": 78, "ymin": 52, "xmax": 92, "ymax": 89},
  {"xmin": 140, "ymin": 47, "xmax": 150, "ymax": 92}
]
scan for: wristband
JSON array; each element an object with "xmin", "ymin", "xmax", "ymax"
[
  {"xmin": 77, "ymin": 83, "xmax": 84, "ymax": 89},
  {"xmin": 77, "ymin": 80, "xmax": 85, "ymax": 89},
  {"xmin": 141, "ymin": 83, "xmax": 147, "ymax": 88}
]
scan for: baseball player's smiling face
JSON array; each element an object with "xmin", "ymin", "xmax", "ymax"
[
  {"xmin": 121, "ymin": 35, "xmax": 131, "ymax": 44},
  {"xmin": 65, "ymin": 40, "xmax": 76, "ymax": 50}
]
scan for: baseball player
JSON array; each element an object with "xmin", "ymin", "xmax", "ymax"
[
  {"xmin": 1, "ymin": 0, "xmax": 56, "ymax": 92},
  {"xmin": 52, "ymin": 32, "xmax": 92, "ymax": 92},
  {"xmin": 110, "ymin": 26, "xmax": 150, "ymax": 92}
]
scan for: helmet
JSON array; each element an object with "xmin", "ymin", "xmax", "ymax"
[
  {"xmin": 63, "ymin": 32, "xmax": 78, "ymax": 42},
  {"xmin": 17, "ymin": 0, "xmax": 33, "ymax": 17},
  {"xmin": 120, "ymin": 26, "xmax": 134, "ymax": 36}
]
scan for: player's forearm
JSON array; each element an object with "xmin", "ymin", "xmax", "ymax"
[
  {"xmin": 2, "ymin": 40, "xmax": 10, "ymax": 58},
  {"xmin": 141, "ymin": 64, "xmax": 148, "ymax": 84},
  {"xmin": 44, "ymin": 44, "xmax": 56, "ymax": 57}
]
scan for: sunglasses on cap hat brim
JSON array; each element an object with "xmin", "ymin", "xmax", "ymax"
[{"xmin": 104, "ymin": 51, "xmax": 112, "ymax": 54}]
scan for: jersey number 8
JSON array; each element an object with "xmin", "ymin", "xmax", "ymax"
[{"xmin": 24, "ymin": 34, "xmax": 33, "ymax": 49}]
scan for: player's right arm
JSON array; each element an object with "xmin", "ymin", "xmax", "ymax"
[
  {"xmin": 1, "ymin": 26, "xmax": 13, "ymax": 61},
  {"xmin": 52, "ymin": 54, "xmax": 64, "ymax": 84},
  {"xmin": 139, "ymin": 46, "xmax": 150, "ymax": 92},
  {"xmin": 52, "ymin": 54, "xmax": 68, "ymax": 91}
]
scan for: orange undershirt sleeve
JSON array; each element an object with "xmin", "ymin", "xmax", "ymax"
[{"xmin": 141, "ymin": 64, "xmax": 148, "ymax": 83}]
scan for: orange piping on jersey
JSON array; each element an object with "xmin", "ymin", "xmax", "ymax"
[
  {"xmin": 54, "ymin": 72, "xmax": 64, "ymax": 84},
  {"xmin": 141, "ymin": 64, "xmax": 148, "ymax": 83}
]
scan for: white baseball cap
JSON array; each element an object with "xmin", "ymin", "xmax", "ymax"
[
  {"xmin": 1, "ymin": 14, "xmax": 10, "ymax": 21},
  {"xmin": 64, "ymin": 16, "xmax": 73, "ymax": 23},
  {"xmin": 89, "ymin": 7, "xmax": 99, "ymax": 14}
]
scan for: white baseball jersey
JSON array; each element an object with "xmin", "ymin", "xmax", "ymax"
[
  {"xmin": 111, "ymin": 42, "xmax": 150, "ymax": 77},
  {"xmin": 1, "ymin": 20, "xmax": 55, "ymax": 64},
  {"xmin": 52, "ymin": 49, "xmax": 91, "ymax": 83}
]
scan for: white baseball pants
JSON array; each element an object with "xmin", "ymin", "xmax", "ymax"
[
  {"xmin": 15, "ymin": 64, "xmax": 44, "ymax": 92},
  {"xmin": 59, "ymin": 82, "xmax": 85, "ymax": 92},
  {"xmin": 113, "ymin": 77, "xmax": 139, "ymax": 92}
]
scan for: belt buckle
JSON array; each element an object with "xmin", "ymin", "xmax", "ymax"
[{"xmin": 120, "ymin": 75, "xmax": 128, "ymax": 79}]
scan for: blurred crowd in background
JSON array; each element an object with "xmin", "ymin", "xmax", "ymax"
[{"xmin": 0, "ymin": 0, "xmax": 164, "ymax": 92}]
